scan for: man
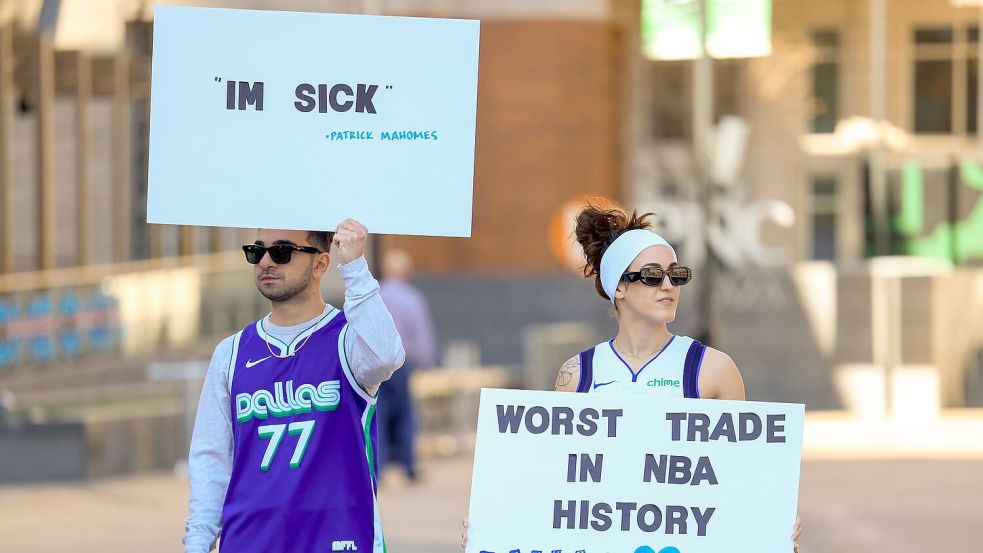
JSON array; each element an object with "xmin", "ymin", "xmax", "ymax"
[
  {"xmin": 183, "ymin": 219, "xmax": 404, "ymax": 553},
  {"xmin": 377, "ymin": 249, "xmax": 436, "ymax": 481}
]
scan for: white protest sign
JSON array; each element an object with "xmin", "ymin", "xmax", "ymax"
[
  {"xmin": 148, "ymin": 7, "xmax": 479, "ymax": 237},
  {"xmin": 467, "ymin": 389, "xmax": 803, "ymax": 553}
]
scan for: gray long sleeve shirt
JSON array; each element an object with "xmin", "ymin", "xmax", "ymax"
[{"xmin": 183, "ymin": 256, "xmax": 405, "ymax": 553}]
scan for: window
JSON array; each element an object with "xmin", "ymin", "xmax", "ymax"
[
  {"xmin": 912, "ymin": 26, "xmax": 979, "ymax": 134},
  {"xmin": 811, "ymin": 177, "xmax": 837, "ymax": 260},
  {"xmin": 648, "ymin": 59, "xmax": 744, "ymax": 141},
  {"xmin": 650, "ymin": 62, "xmax": 689, "ymax": 139},
  {"xmin": 810, "ymin": 30, "xmax": 840, "ymax": 133}
]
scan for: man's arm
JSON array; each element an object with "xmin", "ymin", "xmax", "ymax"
[
  {"xmin": 340, "ymin": 256, "xmax": 406, "ymax": 393},
  {"xmin": 334, "ymin": 219, "xmax": 406, "ymax": 394},
  {"xmin": 184, "ymin": 335, "xmax": 236, "ymax": 553}
]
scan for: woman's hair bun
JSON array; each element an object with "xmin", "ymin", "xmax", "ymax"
[{"xmin": 574, "ymin": 198, "xmax": 655, "ymax": 300}]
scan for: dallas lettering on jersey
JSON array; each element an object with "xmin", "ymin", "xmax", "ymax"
[{"xmin": 236, "ymin": 380, "xmax": 341, "ymax": 423}]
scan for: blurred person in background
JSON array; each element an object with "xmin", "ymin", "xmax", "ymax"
[
  {"xmin": 378, "ymin": 248, "xmax": 436, "ymax": 482},
  {"xmin": 184, "ymin": 219, "xmax": 404, "ymax": 553}
]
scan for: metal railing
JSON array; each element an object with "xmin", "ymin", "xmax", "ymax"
[{"xmin": 0, "ymin": 251, "xmax": 262, "ymax": 375}]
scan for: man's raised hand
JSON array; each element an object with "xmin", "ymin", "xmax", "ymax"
[{"xmin": 333, "ymin": 218, "xmax": 368, "ymax": 265}]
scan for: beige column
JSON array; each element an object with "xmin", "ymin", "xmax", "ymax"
[
  {"xmin": 37, "ymin": 33, "xmax": 56, "ymax": 270},
  {"xmin": 180, "ymin": 226, "xmax": 197, "ymax": 257},
  {"xmin": 209, "ymin": 227, "xmax": 225, "ymax": 253},
  {"xmin": 77, "ymin": 51, "xmax": 93, "ymax": 266},
  {"xmin": 113, "ymin": 51, "xmax": 131, "ymax": 262},
  {"xmin": 0, "ymin": 26, "xmax": 13, "ymax": 273}
]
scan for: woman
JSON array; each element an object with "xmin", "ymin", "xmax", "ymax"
[
  {"xmin": 464, "ymin": 200, "xmax": 801, "ymax": 550},
  {"xmin": 553, "ymin": 201, "xmax": 742, "ymax": 399},
  {"xmin": 555, "ymin": 200, "xmax": 801, "ymax": 550}
]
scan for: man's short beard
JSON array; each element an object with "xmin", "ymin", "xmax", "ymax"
[{"xmin": 258, "ymin": 259, "xmax": 315, "ymax": 303}]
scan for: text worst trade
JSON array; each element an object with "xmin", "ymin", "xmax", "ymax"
[{"xmin": 495, "ymin": 404, "xmax": 787, "ymax": 536}]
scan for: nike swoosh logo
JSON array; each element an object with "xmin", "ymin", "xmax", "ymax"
[
  {"xmin": 245, "ymin": 356, "xmax": 272, "ymax": 368},
  {"xmin": 592, "ymin": 380, "xmax": 616, "ymax": 389}
]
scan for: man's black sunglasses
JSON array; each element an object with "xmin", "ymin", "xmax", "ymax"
[
  {"xmin": 242, "ymin": 243, "xmax": 323, "ymax": 265},
  {"xmin": 621, "ymin": 263, "xmax": 693, "ymax": 287}
]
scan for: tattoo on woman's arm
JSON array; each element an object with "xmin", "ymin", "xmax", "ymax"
[{"xmin": 555, "ymin": 357, "xmax": 579, "ymax": 390}]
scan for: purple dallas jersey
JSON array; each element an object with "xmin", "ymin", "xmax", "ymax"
[{"xmin": 221, "ymin": 307, "xmax": 384, "ymax": 552}]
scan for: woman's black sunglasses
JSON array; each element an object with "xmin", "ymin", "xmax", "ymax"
[
  {"xmin": 621, "ymin": 263, "xmax": 693, "ymax": 287},
  {"xmin": 242, "ymin": 243, "xmax": 323, "ymax": 265}
]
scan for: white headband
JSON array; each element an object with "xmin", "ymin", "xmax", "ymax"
[{"xmin": 599, "ymin": 229, "xmax": 676, "ymax": 303}]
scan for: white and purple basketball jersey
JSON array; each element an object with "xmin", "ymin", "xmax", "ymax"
[
  {"xmin": 575, "ymin": 335, "xmax": 706, "ymax": 398},
  {"xmin": 221, "ymin": 307, "xmax": 384, "ymax": 552}
]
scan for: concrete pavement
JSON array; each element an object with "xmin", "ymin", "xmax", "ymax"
[{"xmin": 1, "ymin": 454, "xmax": 980, "ymax": 552}]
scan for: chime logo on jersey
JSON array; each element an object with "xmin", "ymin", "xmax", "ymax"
[
  {"xmin": 646, "ymin": 377, "xmax": 681, "ymax": 388},
  {"xmin": 236, "ymin": 379, "xmax": 341, "ymax": 423}
]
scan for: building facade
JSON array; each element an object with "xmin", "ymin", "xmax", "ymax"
[{"xmin": 1, "ymin": 0, "xmax": 982, "ymax": 410}]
